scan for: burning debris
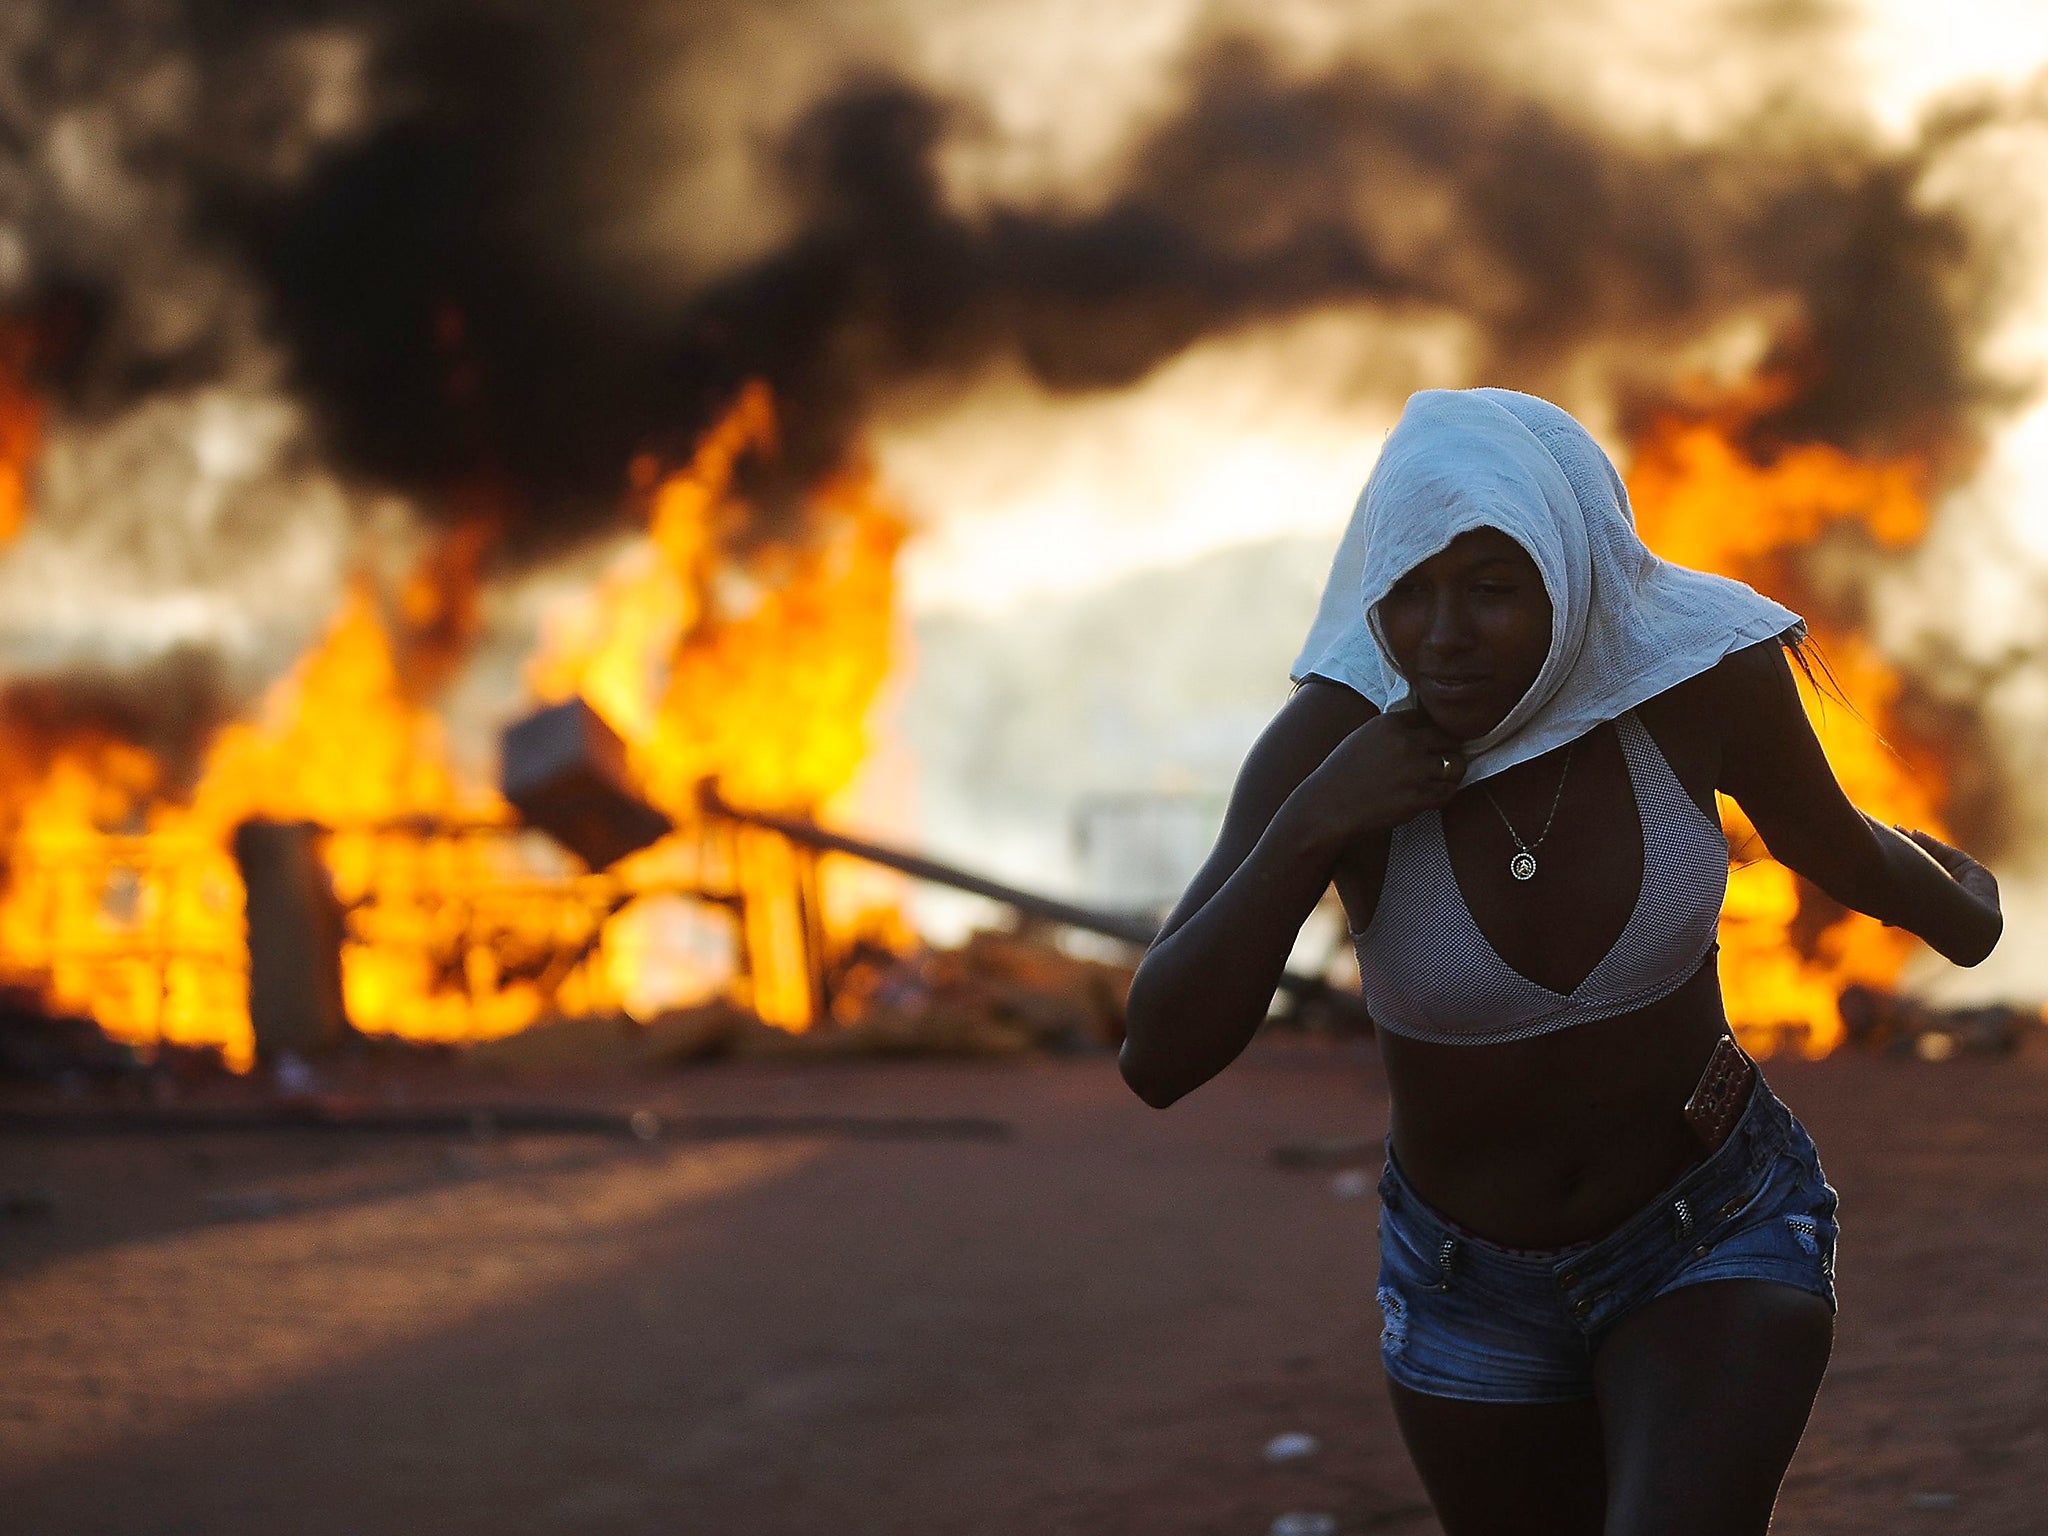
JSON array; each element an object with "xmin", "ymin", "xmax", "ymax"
[
  {"xmin": 0, "ymin": 5, "xmax": 2039, "ymax": 1064},
  {"xmin": 470, "ymin": 926, "xmax": 1133, "ymax": 1072},
  {"xmin": 822, "ymin": 928, "xmax": 1130, "ymax": 1058},
  {"xmin": 0, "ymin": 385, "xmax": 908, "ymax": 1062},
  {"xmin": 1836, "ymin": 983, "xmax": 2036, "ymax": 1061},
  {"xmin": 0, "ymin": 985, "xmax": 144, "ymax": 1085},
  {"xmin": 499, "ymin": 699, "xmax": 672, "ymax": 872}
]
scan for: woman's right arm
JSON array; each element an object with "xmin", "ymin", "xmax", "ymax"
[{"xmin": 1119, "ymin": 679, "xmax": 1463, "ymax": 1107}]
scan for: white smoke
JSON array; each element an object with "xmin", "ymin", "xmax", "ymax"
[{"xmin": 0, "ymin": 5, "xmax": 382, "ymax": 697}]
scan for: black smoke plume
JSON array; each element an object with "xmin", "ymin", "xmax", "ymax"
[
  {"xmin": 179, "ymin": 20, "xmax": 2022, "ymax": 556},
  {"xmin": 1, "ymin": 2, "xmax": 2038, "ymax": 794}
]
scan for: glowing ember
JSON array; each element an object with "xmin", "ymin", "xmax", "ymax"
[{"xmin": 1626, "ymin": 378, "xmax": 1946, "ymax": 1056}]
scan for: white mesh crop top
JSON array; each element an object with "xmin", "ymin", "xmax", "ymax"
[{"xmin": 1349, "ymin": 710, "xmax": 1726, "ymax": 1044}]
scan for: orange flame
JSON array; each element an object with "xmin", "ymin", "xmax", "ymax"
[
  {"xmin": 1626, "ymin": 379, "xmax": 1944, "ymax": 1056},
  {"xmin": 0, "ymin": 586, "xmax": 500, "ymax": 1069},
  {"xmin": 0, "ymin": 384, "xmax": 909, "ymax": 1064},
  {"xmin": 0, "ymin": 354, "xmax": 1951, "ymax": 1066},
  {"xmin": 531, "ymin": 382, "xmax": 910, "ymax": 1027}
]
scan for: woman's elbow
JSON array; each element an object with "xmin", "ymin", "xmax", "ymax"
[
  {"xmin": 1118, "ymin": 967, "xmax": 1183, "ymax": 1107},
  {"xmin": 1118, "ymin": 1038, "xmax": 1188, "ymax": 1109},
  {"xmin": 1945, "ymin": 904, "xmax": 2003, "ymax": 969},
  {"xmin": 1117, "ymin": 987, "xmax": 1188, "ymax": 1107}
]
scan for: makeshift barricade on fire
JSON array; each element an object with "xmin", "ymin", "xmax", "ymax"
[{"xmin": 0, "ymin": 373, "xmax": 2035, "ymax": 1078}]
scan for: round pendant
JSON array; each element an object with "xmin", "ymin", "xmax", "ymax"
[{"xmin": 1509, "ymin": 851, "xmax": 1538, "ymax": 881}]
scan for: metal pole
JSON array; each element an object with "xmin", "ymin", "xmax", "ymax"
[{"xmin": 700, "ymin": 789, "xmax": 1357, "ymax": 1014}]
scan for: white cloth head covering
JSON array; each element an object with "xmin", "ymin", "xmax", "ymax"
[{"xmin": 1290, "ymin": 387, "xmax": 1803, "ymax": 784}]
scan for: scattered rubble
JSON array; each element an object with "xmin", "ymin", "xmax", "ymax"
[
  {"xmin": 467, "ymin": 927, "xmax": 1135, "ymax": 1071},
  {"xmin": 822, "ymin": 927, "xmax": 1133, "ymax": 1056},
  {"xmin": 0, "ymin": 986, "xmax": 233, "ymax": 1089},
  {"xmin": 272, "ymin": 1052, "xmax": 323, "ymax": 1098},
  {"xmin": 0, "ymin": 1101, "xmax": 1010, "ymax": 1142},
  {"xmin": 1836, "ymin": 986, "xmax": 2035, "ymax": 1060},
  {"xmin": 0, "ymin": 987, "xmax": 142, "ymax": 1083},
  {"xmin": 0, "ymin": 939, "xmax": 1320, "ymax": 1093}
]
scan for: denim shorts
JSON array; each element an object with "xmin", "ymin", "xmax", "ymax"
[{"xmin": 1374, "ymin": 1075, "xmax": 1838, "ymax": 1404}]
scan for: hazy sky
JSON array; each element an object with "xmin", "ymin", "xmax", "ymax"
[
  {"xmin": 881, "ymin": 0, "xmax": 2048, "ymax": 619},
  {"xmin": 3, "ymin": 0, "xmax": 2046, "ymax": 1001},
  {"xmin": 863, "ymin": 0, "xmax": 2048, "ymax": 1003}
]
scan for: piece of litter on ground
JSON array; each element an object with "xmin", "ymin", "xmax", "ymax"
[
  {"xmin": 1263, "ymin": 1431, "xmax": 1321, "ymax": 1464},
  {"xmin": 1908, "ymin": 1491, "xmax": 1961, "ymax": 1509},
  {"xmin": 272, "ymin": 1051, "xmax": 321, "ymax": 1096},
  {"xmin": 1269, "ymin": 1513, "xmax": 1338, "ymax": 1536},
  {"xmin": 203, "ymin": 1189, "xmax": 288, "ymax": 1220},
  {"xmin": 1330, "ymin": 1169, "xmax": 1372, "ymax": 1200},
  {"xmin": 1272, "ymin": 1136, "xmax": 1374, "ymax": 1169},
  {"xmin": 2, "ymin": 1186, "xmax": 59, "ymax": 1219}
]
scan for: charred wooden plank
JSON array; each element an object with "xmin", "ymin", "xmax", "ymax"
[{"xmin": 233, "ymin": 819, "xmax": 354, "ymax": 1060}]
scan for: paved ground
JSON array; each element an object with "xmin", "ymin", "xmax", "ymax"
[{"xmin": 2, "ymin": 1036, "xmax": 2045, "ymax": 1534}]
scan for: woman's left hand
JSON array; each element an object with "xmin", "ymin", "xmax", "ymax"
[{"xmin": 1897, "ymin": 826, "xmax": 2001, "ymax": 916}]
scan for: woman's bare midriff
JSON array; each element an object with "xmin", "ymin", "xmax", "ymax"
[{"xmin": 1376, "ymin": 955, "xmax": 1733, "ymax": 1248}]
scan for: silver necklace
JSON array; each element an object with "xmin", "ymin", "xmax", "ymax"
[{"xmin": 1480, "ymin": 743, "xmax": 1574, "ymax": 882}]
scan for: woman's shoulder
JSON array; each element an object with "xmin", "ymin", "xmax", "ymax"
[
  {"xmin": 1633, "ymin": 636, "xmax": 1791, "ymax": 807},
  {"xmin": 1639, "ymin": 635, "xmax": 1787, "ymax": 722},
  {"xmin": 1218, "ymin": 676, "xmax": 1382, "ymax": 817},
  {"xmin": 1287, "ymin": 673, "xmax": 1383, "ymax": 734}
]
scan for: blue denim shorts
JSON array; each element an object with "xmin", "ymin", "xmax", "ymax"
[{"xmin": 1374, "ymin": 1076, "xmax": 1838, "ymax": 1404}]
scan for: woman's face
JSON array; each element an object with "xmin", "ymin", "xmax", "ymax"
[{"xmin": 1376, "ymin": 527, "xmax": 1552, "ymax": 741}]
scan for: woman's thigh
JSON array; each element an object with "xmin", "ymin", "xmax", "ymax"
[
  {"xmin": 1592, "ymin": 1278, "xmax": 1834, "ymax": 1536},
  {"xmin": 1385, "ymin": 1378, "xmax": 1607, "ymax": 1536}
]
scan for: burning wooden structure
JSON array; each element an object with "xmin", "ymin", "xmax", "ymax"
[
  {"xmin": 219, "ymin": 696, "xmax": 1237, "ymax": 1064},
  {"xmin": 2, "ymin": 0, "xmax": 2047, "ymax": 1080},
  {"xmin": 0, "ymin": 363, "xmax": 2030, "ymax": 1069}
]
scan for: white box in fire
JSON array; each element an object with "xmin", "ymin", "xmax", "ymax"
[{"xmin": 499, "ymin": 699, "xmax": 673, "ymax": 870}]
